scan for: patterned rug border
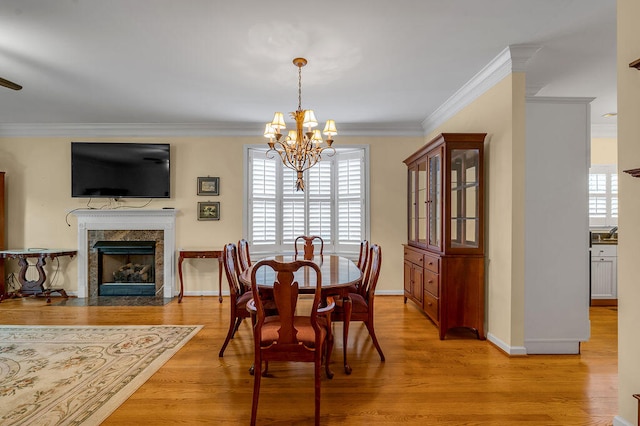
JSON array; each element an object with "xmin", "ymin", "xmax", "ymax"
[{"xmin": 0, "ymin": 324, "xmax": 203, "ymax": 425}]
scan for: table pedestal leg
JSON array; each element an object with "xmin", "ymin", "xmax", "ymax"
[
  {"xmin": 342, "ymin": 295, "xmax": 352, "ymax": 375},
  {"xmin": 17, "ymin": 257, "xmax": 47, "ymax": 295},
  {"xmin": 16, "ymin": 257, "xmax": 68, "ymax": 303}
]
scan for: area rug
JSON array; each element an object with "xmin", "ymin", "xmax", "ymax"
[{"xmin": 0, "ymin": 325, "xmax": 202, "ymax": 425}]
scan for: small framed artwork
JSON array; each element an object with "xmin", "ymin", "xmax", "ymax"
[
  {"xmin": 198, "ymin": 201, "xmax": 220, "ymax": 221},
  {"xmin": 197, "ymin": 177, "xmax": 220, "ymax": 196}
]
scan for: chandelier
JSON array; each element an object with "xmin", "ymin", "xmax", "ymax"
[{"xmin": 263, "ymin": 57, "xmax": 337, "ymax": 191}]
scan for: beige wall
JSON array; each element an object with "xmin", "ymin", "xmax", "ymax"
[
  {"xmin": 617, "ymin": 0, "xmax": 640, "ymax": 423},
  {"xmin": 0, "ymin": 135, "xmax": 422, "ymax": 295},
  {"xmin": 425, "ymin": 73, "xmax": 527, "ymax": 349},
  {"xmin": 591, "ymin": 137, "xmax": 618, "ymax": 165}
]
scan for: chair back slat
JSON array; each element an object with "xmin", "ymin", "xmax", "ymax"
[
  {"xmin": 357, "ymin": 240, "xmax": 369, "ymax": 273},
  {"xmin": 271, "ymin": 270, "xmax": 298, "ymax": 344},
  {"xmin": 237, "ymin": 239, "xmax": 252, "ymax": 274},
  {"xmin": 360, "ymin": 244, "xmax": 382, "ymax": 299},
  {"xmin": 222, "ymin": 243, "xmax": 244, "ymax": 297}
]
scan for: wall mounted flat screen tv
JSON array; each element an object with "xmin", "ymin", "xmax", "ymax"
[{"xmin": 71, "ymin": 142, "xmax": 170, "ymax": 198}]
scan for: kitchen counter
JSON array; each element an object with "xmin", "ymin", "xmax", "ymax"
[{"xmin": 591, "ymin": 231, "xmax": 618, "ymax": 245}]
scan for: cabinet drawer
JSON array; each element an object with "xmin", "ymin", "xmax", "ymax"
[
  {"xmin": 404, "ymin": 248, "xmax": 423, "ymax": 266},
  {"xmin": 592, "ymin": 245, "xmax": 617, "ymax": 257},
  {"xmin": 423, "ymin": 291, "xmax": 439, "ymax": 321},
  {"xmin": 423, "ymin": 253, "xmax": 440, "ymax": 273},
  {"xmin": 424, "ymin": 270, "xmax": 439, "ymax": 296}
]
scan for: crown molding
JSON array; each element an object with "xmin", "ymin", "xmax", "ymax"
[
  {"xmin": 0, "ymin": 122, "xmax": 259, "ymax": 138},
  {"xmin": 0, "ymin": 121, "xmax": 425, "ymax": 138},
  {"xmin": 422, "ymin": 44, "xmax": 542, "ymax": 135}
]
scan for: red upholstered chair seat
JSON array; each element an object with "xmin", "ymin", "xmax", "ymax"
[
  {"xmin": 335, "ymin": 293, "xmax": 368, "ymax": 313},
  {"xmin": 259, "ymin": 316, "xmax": 327, "ymax": 348}
]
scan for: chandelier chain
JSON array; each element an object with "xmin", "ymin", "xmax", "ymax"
[{"xmin": 298, "ymin": 64, "xmax": 302, "ymax": 111}]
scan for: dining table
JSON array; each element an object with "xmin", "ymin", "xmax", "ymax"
[{"xmin": 239, "ymin": 254, "xmax": 362, "ymax": 374}]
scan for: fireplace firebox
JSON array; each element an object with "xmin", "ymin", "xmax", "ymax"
[{"xmin": 94, "ymin": 241, "xmax": 156, "ymax": 296}]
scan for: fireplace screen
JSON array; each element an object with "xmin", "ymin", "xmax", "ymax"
[{"xmin": 93, "ymin": 241, "xmax": 156, "ymax": 296}]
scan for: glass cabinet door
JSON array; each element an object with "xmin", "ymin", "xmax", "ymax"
[
  {"xmin": 417, "ymin": 161, "xmax": 427, "ymax": 244},
  {"xmin": 450, "ymin": 149, "xmax": 480, "ymax": 249},
  {"xmin": 428, "ymin": 150, "xmax": 442, "ymax": 248},
  {"xmin": 408, "ymin": 167, "xmax": 417, "ymax": 242}
]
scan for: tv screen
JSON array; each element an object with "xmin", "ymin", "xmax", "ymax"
[{"xmin": 71, "ymin": 142, "xmax": 170, "ymax": 198}]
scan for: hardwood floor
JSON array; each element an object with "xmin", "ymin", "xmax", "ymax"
[{"xmin": 0, "ymin": 296, "xmax": 617, "ymax": 425}]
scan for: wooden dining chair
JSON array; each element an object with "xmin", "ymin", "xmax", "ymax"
[
  {"xmin": 247, "ymin": 259, "xmax": 335, "ymax": 426},
  {"xmin": 294, "ymin": 235, "xmax": 324, "ymax": 260},
  {"xmin": 237, "ymin": 238, "xmax": 252, "ymax": 275},
  {"xmin": 219, "ymin": 243, "xmax": 253, "ymax": 357},
  {"xmin": 332, "ymin": 243, "xmax": 385, "ymax": 361}
]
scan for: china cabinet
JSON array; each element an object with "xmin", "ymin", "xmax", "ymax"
[{"xmin": 403, "ymin": 133, "xmax": 486, "ymax": 340}]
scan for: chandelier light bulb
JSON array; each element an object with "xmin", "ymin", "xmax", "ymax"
[
  {"xmin": 303, "ymin": 110, "xmax": 318, "ymax": 129},
  {"xmin": 271, "ymin": 112, "xmax": 286, "ymax": 131},
  {"xmin": 263, "ymin": 123, "xmax": 275, "ymax": 140},
  {"xmin": 286, "ymin": 130, "xmax": 297, "ymax": 144},
  {"xmin": 323, "ymin": 119, "xmax": 337, "ymax": 136}
]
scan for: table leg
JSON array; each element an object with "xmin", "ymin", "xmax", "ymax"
[
  {"xmin": 217, "ymin": 257, "xmax": 223, "ymax": 303},
  {"xmin": 17, "ymin": 257, "xmax": 47, "ymax": 295},
  {"xmin": 342, "ymin": 294, "xmax": 352, "ymax": 375},
  {"xmin": 178, "ymin": 255, "xmax": 185, "ymax": 303}
]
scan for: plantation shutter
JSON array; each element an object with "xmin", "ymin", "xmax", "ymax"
[
  {"xmin": 588, "ymin": 165, "xmax": 618, "ymax": 227},
  {"xmin": 308, "ymin": 161, "xmax": 333, "ymax": 243},
  {"xmin": 336, "ymin": 150, "xmax": 365, "ymax": 253},
  {"xmin": 249, "ymin": 151, "xmax": 277, "ymax": 249}
]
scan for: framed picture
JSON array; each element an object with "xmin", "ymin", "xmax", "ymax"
[
  {"xmin": 198, "ymin": 201, "xmax": 220, "ymax": 221},
  {"xmin": 197, "ymin": 177, "xmax": 219, "ymax": 196}
]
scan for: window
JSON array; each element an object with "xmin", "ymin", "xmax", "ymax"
[
  {"xmin": 589, "ymin": 164, "xmax": 618, "ymax": 227},
  {"xmin": 245, "ymin": 146, "xmax": 369, "ymax": 256}
]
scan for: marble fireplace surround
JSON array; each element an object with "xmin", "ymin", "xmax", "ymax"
[{"xmin": 73, "ymin": 209, "xmax": 177, "ymax": 299}]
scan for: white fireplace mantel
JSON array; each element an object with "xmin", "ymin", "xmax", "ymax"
[{"xmin": 72, "ymin": 209, "xmax": 178, "ymax": 298}]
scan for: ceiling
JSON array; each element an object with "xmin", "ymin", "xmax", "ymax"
[{"xmin": 0, "ymin": 0, "xmax": 617, "ymax": 136}]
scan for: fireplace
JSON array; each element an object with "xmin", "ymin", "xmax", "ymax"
[
  {"xmin": 73, "ymin": 209, "xmax": 177, "ymax": 299},
  {"xmin": 94, "ymin": 241, "xmax": 157, "ymax": 296}
]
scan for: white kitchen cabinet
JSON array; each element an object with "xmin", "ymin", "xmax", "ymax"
[{"xmin": 591, "ymin": 245, "xmax": 617, "ymax": 299}]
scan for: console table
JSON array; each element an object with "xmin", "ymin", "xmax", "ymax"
[
  {"xmin": 0, "ymin": 249, "xmax": 77, "ymax": 303},
  {"xmin": 177, "ymin": 249, "xmax": 223, "ymax": 303}
]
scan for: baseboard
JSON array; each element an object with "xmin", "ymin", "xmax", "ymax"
[
  {"xmin": 524, "ymin": 339, "xmax": 582, "ymax": 354},
  {"xmin": 487, "ymin": 332, "xmax": 527, "ymax": 356}
]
